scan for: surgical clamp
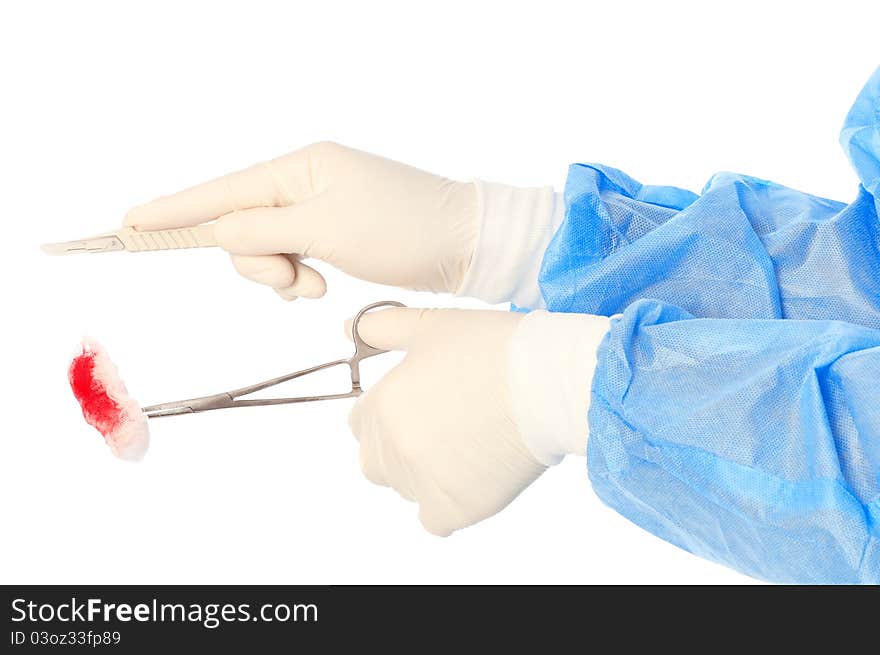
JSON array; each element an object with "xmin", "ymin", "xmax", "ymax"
[{"xmin": 141, "ymin": 301, "xmax": 403, "ymax": 418}]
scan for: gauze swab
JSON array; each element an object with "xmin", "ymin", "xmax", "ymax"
[{"xmin": 69, "ymin": 339, "xmax": 149, "ymax": 461}]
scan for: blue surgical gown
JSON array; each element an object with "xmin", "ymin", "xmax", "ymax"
[{"xmin": 536, "ymin": 68, "xmax": 880, "ymax": 583}]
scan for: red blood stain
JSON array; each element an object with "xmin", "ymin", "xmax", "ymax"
[{"xmin": 69, "ymin": 349, "xmax": 122, "ymax": 437}]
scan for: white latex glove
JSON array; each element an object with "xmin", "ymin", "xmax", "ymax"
[
  {"xmin": 348, "ymin": 307, "xmax": 610, "ymax": 536},
  {"xmin": 125, "ymin": 142, "xmax": 559, "ymax": 305}
]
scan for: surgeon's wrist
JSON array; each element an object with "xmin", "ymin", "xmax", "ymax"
[
  {"xmin": 456, "ymin": 181, "xmax": 562, "ymax": 308},
  {"xmin": 506, "ymin": 310, "xmax": 610, "ymax": 466}
]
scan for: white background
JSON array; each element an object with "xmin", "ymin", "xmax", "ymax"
[{"xmin": 1, "ymin": 0, "xmax": 876, "ymax": 584}]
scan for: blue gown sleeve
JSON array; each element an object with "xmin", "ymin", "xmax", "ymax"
[
  {"xmin": 841, "ymin": 66, "xmax": 880, "ymax": 197},
  {"xmin": 588, "ymin": 299, "xmax": 880, "ymax": 584},
  {"xmin": 539, "ymin": 67, "xmax": 880, "ymax": 329}
]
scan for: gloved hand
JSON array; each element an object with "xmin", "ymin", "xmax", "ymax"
[
  {"xmin": 348, "ymin": 306, "xmax": 610, "ymax": 535},
  {"xmin": 125, "ymin": 142, "xmax": 558, "ymax": 305}
]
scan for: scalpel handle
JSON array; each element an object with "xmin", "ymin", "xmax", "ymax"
[
  {"xmin": 41, "ymin": 224, "xmax": 217, "ymax": 255},
  {"xmin": 116, "ymin": 225, "xmax": 217, "ymax": 252}
]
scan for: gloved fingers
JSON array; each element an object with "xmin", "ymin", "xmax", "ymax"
[
  {"xmin": 123, "ymin": 157, "xmax": 309, "ymax": 230},
  {"xmin": 274, "ymin": 256, "xmax": 327, "ymax": 300},
  {"xmin": 349, "ymin": 369, "xmax": 418, "ymax": 501},
  {"xmin": 348, "ymin": 395, "xmax": 390, "ymax": 487},
  {"xmin": 230, "ymin": 254, "xmax": 296, "ymax": 289},
  {"xmin": 343, "ymin": 307, "xmax": 441, "ymax": 352},
  {"xmin": 352, "ymin": 380, "xmax": 464, "ymax": 535},
  {"xmin": 357, "ymin": 429, "xmax": 389, "ymax": 488},
  {"xmin": 372, "ymin": 433, "xmax": 417, "ymax": 502},
  {"xmin": 213, "ymin": 194, "xmax": 337, "ymax": 260},
  {"xmin": 230, "ymin": 254, "xmax": 328, "ymax": 300},
  {"xmin": 356, "ymin": 419, "xmax": 466, "ymax": 534},
  {"xmin": 414, "ymin": 478, "xmax": 466, "ymax": 537},
  {"xmin": 358, "ymin": 433, "xmax": 419, "ymax": 504}
]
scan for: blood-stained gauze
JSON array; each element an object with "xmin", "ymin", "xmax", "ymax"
[{"xmin": 69, "ymin": 339, "xmax": 149, "ymax": 460}]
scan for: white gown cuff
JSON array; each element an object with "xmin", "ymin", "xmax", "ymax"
[
  {"xmin": 506, "ymin": 310, "xmax": 610, "ymax": 466},
  {"xmin": 456, "ymin": 181, "xmax": 564, "ymax": 308}
]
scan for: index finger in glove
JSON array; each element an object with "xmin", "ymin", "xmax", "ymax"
[{"xmin": 123, "ymin": 149, "xmax": 316, "ymax": 230}]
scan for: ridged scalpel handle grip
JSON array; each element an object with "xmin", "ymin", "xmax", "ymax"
[{"xmin": 117, "ymin": 224, "xmax": 217, "ymax": 252}]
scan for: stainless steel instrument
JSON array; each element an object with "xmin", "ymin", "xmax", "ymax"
[{"xmin": 141, "ymin": 301, "xmax": 403, "ymax": 418}]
